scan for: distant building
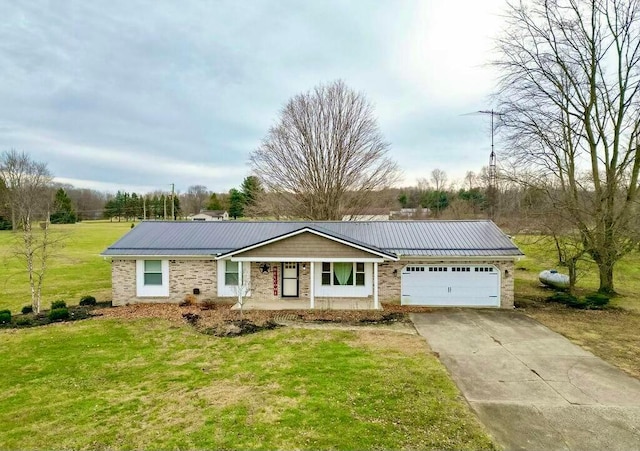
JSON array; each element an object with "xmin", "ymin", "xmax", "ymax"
[
  {"xmin": 188, "ymin": 210, "xmax": 229, "ymax": 221},
  {"xmin": 390, "ymin": 208, "xmax": 431, "ymax": 219},
  {"xmin": 341, "ymin": 208, "xmax": 390, "ymax": 221}
]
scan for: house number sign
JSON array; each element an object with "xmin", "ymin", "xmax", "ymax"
[{"xmin": 273, "ymin": 265, "xmax": 278, "ymax": 295}]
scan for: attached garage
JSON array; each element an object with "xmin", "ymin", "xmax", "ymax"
[{"xmin": 401, "ymin": 265, "xmax": 500, "ymax": 307}]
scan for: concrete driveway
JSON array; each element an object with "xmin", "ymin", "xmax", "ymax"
[{"xmin": 411, "ymin": 310, "xmax": 640, "ymax": 451}]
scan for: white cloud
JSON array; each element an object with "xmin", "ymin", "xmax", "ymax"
[
  {"xmin": 54, "ymin": 177, "xmax": 158, "ymax": 194},
  {"xmin": 0, "ymin": 0, "xmax": 509, "ymax": 194},
  {"xmin": 393, "ymin": 0, "xmax": 503, "ymax": 107}
]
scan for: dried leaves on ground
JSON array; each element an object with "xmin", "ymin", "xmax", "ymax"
[{"xmin": 95, "ymin": 303, "xmax": 431, "ymax": 325}]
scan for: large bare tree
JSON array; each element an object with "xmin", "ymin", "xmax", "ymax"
[
  {"xmin": 494, "ymin": 0, "xmax": 640, "ymax": 293},
  {"xmin": 250, "ymin": 80, "xmax": 400, "ymax": 220},
  {"xmin": 0, "ymin": 150, "xmax": 56, "ymax": 312},
  {"xmin": 183, "ymin": 185, "xmax": 210, "ymax": 216}
]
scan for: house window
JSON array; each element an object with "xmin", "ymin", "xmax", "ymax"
[
  {"xmin": 136, "ymin": 259, "xmax": 169, "ymax": 297},
  {"xmin": 355, "ymin": 262, "xmax": 365, "ymax": 286},
  {"xmin": 321, "ymin": 262, "xmax": 331, "ymax": 285},
  {"xmin": 225, "ymin": 261, "xmax": 239, "ymax": 286},
  {"xmin": 321, "ymin": 262, "xmax": 366, "ymax": 286},
  {"xmin": 333, "ymin": 262, "xmax": 354, "ymax": 285},
  {"xmin": 144, "ymin": 260, "xmax": 163, "ymax": 285}
]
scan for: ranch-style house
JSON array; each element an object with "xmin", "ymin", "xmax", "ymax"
[{"xmin": 102, "ymin": 220, "xmax": 523, "ymax": 310}]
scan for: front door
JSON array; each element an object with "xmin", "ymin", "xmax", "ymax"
[{"xmin": 282, "ymin": 262, "xmax": 299, "ymax": 297}]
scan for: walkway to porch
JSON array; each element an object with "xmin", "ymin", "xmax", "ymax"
[{"xmin": 232, "ymin": 298, "xmax": 380, "ymax": 311}]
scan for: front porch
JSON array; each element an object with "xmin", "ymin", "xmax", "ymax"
[
  {"xmin": 232, "ymin": 297, "xmax": 379, "ymax": 311},
  {"xmin": 227, "ymin": 259, "xmax": 384, "ymax": 310}
]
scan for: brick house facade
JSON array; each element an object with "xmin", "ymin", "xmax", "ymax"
[{"xmin": 105, "ymin": 221, "xmax": 522, "ymax": 310}]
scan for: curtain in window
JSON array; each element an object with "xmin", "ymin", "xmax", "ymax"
[{"xmin": 334, "ymin": 262, "xmax": 353, "ymax": 285}]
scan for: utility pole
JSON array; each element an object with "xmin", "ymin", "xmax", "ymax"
[
  {"xmin": 170, "ymin": 183, "xmax": 175, "ymax": 220},
  {"xmin": 163, "ymin": 195, "xmax": 167, "ymax": 220},
  {"xmin": 143, "ymin": 196, "xmax": 146, "ymax": 220}
]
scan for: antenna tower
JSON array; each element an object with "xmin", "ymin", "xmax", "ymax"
[{"xmin": 462, "ymin": 109, "xmax": 501, "ymax": 219}]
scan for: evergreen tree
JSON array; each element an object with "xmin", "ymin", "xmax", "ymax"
[
  {"xmin": 151, "ymin": 195, "xmax": 162, "ymax": 219},
  {"xmin": 206, "ymin": 193, "xmax": 223, "ymax": 210},
  {"xmin": 240, "ymin": 176, "xmax": 263, "ymax": 208},
  {"xmin": 172, "ymin": 195, "xmax": 181, "ymax": 219},
  {"xmin": 228, "ymin": 188, "xmax": 245, "ymax": 219},
  {"xmin": 50, "ymin": 188, "xmax": 77, "ymax": 224},
  {"xmin": 421, "ymin": 190, "xmax": 449, "ymax": 216}
]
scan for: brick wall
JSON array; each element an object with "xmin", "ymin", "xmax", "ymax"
[
  {"xmin": 112, "ymin": 260, "xmax": 137, "ymax": 306},
  {"xmin": 112, "ymin": 258, "xmax": 515, "ymax": 309},
  {"xmin": 111, "ymin": 259, "xmax": 217, "ymax": 306},
  {"xmin": 249, "ymin": 262, "xmax": 310, "ymax": 300},
  {"xmin": 169, "ymin": 260, "xmax": 216, "ymax": 301}
]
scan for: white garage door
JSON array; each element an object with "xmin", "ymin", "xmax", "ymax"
[{"xmin": 401, "ymin": 265, "xmax": 500, "ymax": 307}]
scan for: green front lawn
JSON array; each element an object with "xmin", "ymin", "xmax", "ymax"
[
  {"xmin": 0, "ymin": 221, "xmax": 131, "ymax": 312},
  {"xmin": 0, "ymin": 320, "xmax": 495, "ymax": 450}
]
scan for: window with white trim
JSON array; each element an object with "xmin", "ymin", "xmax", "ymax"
[
  {"xmin": 143, "ymin": 260, "xmax": 163, "ymax": 285},
  {"xmin": 321, "ymin": 262, "xmax": 331, "ymax": 285},
  {"xmin": 321, "ymin": 262, "xmax": 365, "ymax": 286},
  {"xmin": 136, "ymin": 259, "xmax": 169, "ymax": 297},
  {"xmin": 225, "ymin": 261, "xmax": 240, "ymax": 286},
  {"xmin": 355, "ymin": 262, "xmax": 365, "ymax": 286}
]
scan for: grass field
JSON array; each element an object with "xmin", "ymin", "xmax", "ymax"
[
  {"xmin": 0, "ymin": 221, "xmax": 132, "ymax": 312},
  {"xmin": 0, "ymin": 320, "xmax": 495, "ymax": 450},
  {"xmin": 513, "ymin": 235, "xmax": 640, "ymax": 311}
]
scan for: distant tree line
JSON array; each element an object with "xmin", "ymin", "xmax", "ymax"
[
  {"xmin": 103, "ymin": 191, "xmax": 180, "ymax": 221},
  {"xmin": 177, "ymin": 176, "xmax": 264, "ymax": 220}
]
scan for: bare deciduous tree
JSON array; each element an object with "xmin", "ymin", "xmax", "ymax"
[
  {"xmin": 250, "ymin": 80, "xmax": 401, "ymax": 220},
  {"xmin": 0, "ymin": 150, "xmax": 58, "ymax": 313},
  {"xmin": 464, "ymin": 171, "xmax": 477, "ymax": 190},
  {"xmin": 183, "ymin": 185, "xmax": 210, "ymax": 216},
  {"xmin": 493, "ymin": 0, "xmax": 640, "ymax": 293},
  {"xmin": 430, "ymin": 169, "xmax": 448, "ymax": 193}
]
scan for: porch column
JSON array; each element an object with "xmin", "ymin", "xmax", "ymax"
[
  {"xmin": 309, "ymin": 261, "xmax": 315, "ymax": 309},
  {"xmin": 237, "ymin": 261, "xmax": 243, "ymax": 306},
  {"xmin": 373, "ymin": 262, "xmax": 379, "ymax": 309}
]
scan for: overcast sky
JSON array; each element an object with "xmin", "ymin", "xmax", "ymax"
[{"xmin": 1, "ymin": 0, "xmax": 505, "ymax": 194}]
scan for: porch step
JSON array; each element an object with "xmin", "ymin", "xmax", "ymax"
[{"xmin": 272, "ymin": 313, "xmax": 302, "ymax": 323}]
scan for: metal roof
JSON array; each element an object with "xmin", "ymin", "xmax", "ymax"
[{"xmin": 102, "ymin": 220, "xmax": 523, "ymax": 258}]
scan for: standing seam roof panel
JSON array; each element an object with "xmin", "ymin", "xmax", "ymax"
[{"xmin": 102, "ymin": 220, "xmax": 524, "ymax": 257}]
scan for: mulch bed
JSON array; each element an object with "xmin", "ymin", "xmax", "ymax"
[
  {"xmin": 93, "ymin": 302, "xmax": 434, "ymax": 336},
  {"xmin": 95, "ymin": 303, "xmax": 431, "ymax": 324},
  {"xmin": 2, "ymin": 302, "xmax": 434, "ymax": 336}
]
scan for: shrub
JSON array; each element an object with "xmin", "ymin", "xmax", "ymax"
[
  {"xmin": 15, "ymin": 317, "xmax": 33, "ymax": 326},
  {"xmin": 583, "ymin": 292, "xmax": 610, "ymax": 309},
  {"xmin": 48, "ymin": 308, "xmax": 69, "ymax": 321},
  {"xmin": 0, "ymin": 310, "xmax": 11, "ymax": 324},
  {"xmin": 51, "ymin": 300, "xmax": 67, "ymax": 309},
  {"xmin": 181, "ymin": 294, "xmax": 197, "ymax": 306},
  {"xmin": 21, "ymin": 305, "xmax": 33, "ymax": 314},
  {"xmin": 79, "ymin": 295, "xmax": 97, "ymax": 306},
  {"xmin": 200, "ymin": 300, "xmax": 218, "ymax": 310},
  {"xmin": 547, "ymin": 292, "xmax": 580, "ymax": 306}
]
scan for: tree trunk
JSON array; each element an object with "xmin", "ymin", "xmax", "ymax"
[
  {"xmin": 568, "ymin": 260, "xmax": 577, "ymax": 295},
  {"xmin": 597, "ymin": 260, "xmax": 615, "ymax": 294}
]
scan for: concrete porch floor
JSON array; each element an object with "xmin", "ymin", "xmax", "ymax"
[{"xmin": 232, "ymin": 298, "xmax": 380, "ymax": 310}]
